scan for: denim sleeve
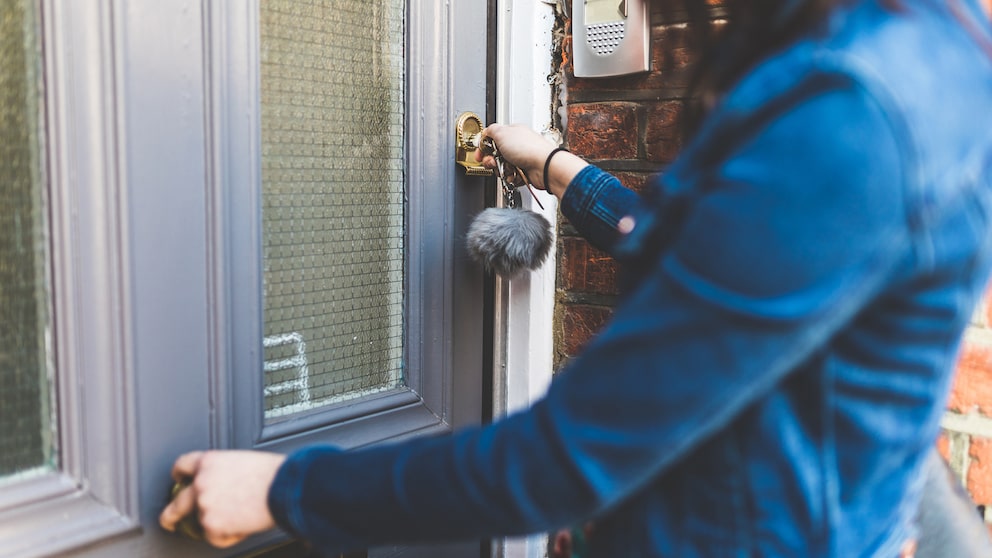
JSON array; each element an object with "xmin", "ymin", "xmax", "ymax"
[
  {"xmin": 558, "ymin": 165, "xmax": 642, "ymax": 255},
  {"xmin": 267, "ymin": 78, "xmax": 909, "ymax": 555}
]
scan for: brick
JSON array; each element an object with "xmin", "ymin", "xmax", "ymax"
[
  {"xmin": 650, "ymin": 0, "xmax": 726, "ymax": 20},
  {"xmin": 566, "ymin": 103, "xmax": 639, "ymax": 160},
  {"xmin": 559, "ymin": 17, "xmax": 573, "ymax": 74},
  {"xmin": 947, "ymin": 338, "xmax": 992, "ymax": 415},
  {"xmin": 968, "ymin": 437, "xmax": 992, "ymax": 505},
  {"xmin": 560, "ymin": 33, "xmax": 573, "ymax": 75},
  {"xmin": 937, "ymin": 432, "xmax": 951, "ymax": 463},
  {"xmin": 651, "ymin": 24, "xmax": 696, "ymax": 77},
  {"xmin": 613, "ymin": 171, "xmax": 653, "ymax": 194},
  {"xmin": 645, "ymin": 101, "xmax": 685, "ymax": 164},
  {"xmin": 557, "ymin": 303, "xmax": 613, "ymax": 357},
  {"xmin": 559, "ymin": 237, "xmax": 619, "ymax": 295}
]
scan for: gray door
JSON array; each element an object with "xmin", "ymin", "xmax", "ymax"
[{"xmin": 32, "ymin": 0, "xmax": 490, "ymax": 556}]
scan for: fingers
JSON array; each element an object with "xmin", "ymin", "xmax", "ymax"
[
  {"xmin": 159, "ymin": 482, "xmax": 196, "ymax": 532},
  {"xmin": 480, "ymin": 122, "xmax": 501, "ymax": 139},
  {"xmin": 476, "ymin": 123, "xmax": 503, "ymax": 166},
  {"xmin": 474, "ymin": 150, "xmax": 497, "ymax": 168},
  {"xmin": 161, "ymin": 451, "xmax": 204, "ymax": 532},
  {"xmin": 200, "ymin": 514, "xmax": 244, "ymax": 549},
  {"xmin": 479, "ymin": 123, "xmax": 557, "ymax": 178},
  {"xmin": 171, "ymin": 450, "xmax": 205, "ymax": 482},
  {"xmin": 480, "ymin": 123, "xmax": 507, "ymax": 148},
  {"xmin": 161, "ymin": 450, "xmax": 284, "ymax": 549},
  {"xmin": 160, "ymin": 451, "xmax": 250, "ymax": 548}
]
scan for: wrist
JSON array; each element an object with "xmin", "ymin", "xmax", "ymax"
[
  {"xmin": 542, "ymin": 147, "xmax": 569, "ymax": 192},
  {"xmin": 544, "ymin": 150, "xmax": 588, "ymax": 199}
]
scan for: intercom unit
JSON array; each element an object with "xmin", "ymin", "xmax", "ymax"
[{"xmin": 572, "ymin": 0, "xmax": 650, "ymax": 78}]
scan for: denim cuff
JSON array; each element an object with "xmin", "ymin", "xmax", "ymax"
[
  {"xmin": 268, "ymin": 445, "xmax": 343, "ymax": 539},
  {"xmin": 559, "ymin": 165, "xmax": 640, "ymax": 255}
]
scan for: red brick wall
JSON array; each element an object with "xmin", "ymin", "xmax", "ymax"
[
  {"xmin": 952, "ymin": 0, "xmax": 992, "ymax": 528},
  {"xmin": 555, "ymin": 4, "xmax": 700, "ymax": 367},
  {"xmin": 555, "ymin": 0, "xmax": 992, "ymax": 528},
  {"xmin": 941, "ymin": 301, "xmax": 992, "ymax": 526}
]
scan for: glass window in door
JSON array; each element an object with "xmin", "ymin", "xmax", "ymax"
[
  {"xmin": 259, "ymin": 0, "xmax": 406, "ymax": 421},
  {"xmin": 0, "ymin": 0, "xmax": 54, "ymax": 482}
]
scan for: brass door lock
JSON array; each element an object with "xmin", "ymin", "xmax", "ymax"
[{"xmin": 454, "ymin": 112, "xmax": 494, "ymax": 176}]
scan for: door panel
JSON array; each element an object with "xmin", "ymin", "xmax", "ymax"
[
  {"xmin": 222, "ymin": 0, "xmax": 489, "ymax": 448},
  {"xmin": 60, "ymin": 0, "xmax": 490, "ymax": 556},
  {"xmin": 239, "ymin": 5, "xmax": 491, "ymax": 556}
]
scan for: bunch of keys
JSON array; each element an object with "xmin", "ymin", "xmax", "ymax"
[
  {"xmin": 466, "ymin": 134, "xmax": 555, "ymax": 277},
  {"xmin": 480, "ymin": 137, "xmax": 545, "ymax": 211}
]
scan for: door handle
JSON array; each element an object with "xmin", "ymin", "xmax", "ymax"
[{"xmin": 455, "ymin": 112, "xmax": 494, "ymax": 176}]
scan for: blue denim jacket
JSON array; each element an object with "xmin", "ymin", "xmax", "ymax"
[{"xmin": 269, "ymin": 0, "xmax": 992, "ymax": 555}]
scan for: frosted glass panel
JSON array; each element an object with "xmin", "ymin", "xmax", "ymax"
[
  {"xmin": 259, "ymin": 0, "xmax": 406, "ymax": 420},
  {"xmin": 0, "ymin": 0, "xmax": 54, "ymax": 480}
]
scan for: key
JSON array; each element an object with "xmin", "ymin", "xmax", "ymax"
[{"xmin": 482, "ymin": 137, "xmax": 545, "ymax": 210}]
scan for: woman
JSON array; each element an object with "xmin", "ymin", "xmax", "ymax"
[{"xmin": 162, "ymin": 0, "xmax": 992, "ymax": 555}]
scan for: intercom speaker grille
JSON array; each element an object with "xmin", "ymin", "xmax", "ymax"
[
  {"xmin": 259, "ymin": 0, "xmax": 406, "ymax": 421},
  {"xmin": 587, "ymin": 21, "xmax": 626, "ymax": 55}
]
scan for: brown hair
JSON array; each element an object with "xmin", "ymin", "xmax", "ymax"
[
  {"xmin": 682, "ymin": 0, "xmax": 992, "ymax": 136},
  {"xmin": 682, "ymin": 0, "xmax": 848, "ymax": 136}
]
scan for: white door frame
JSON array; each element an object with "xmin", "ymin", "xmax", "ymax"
[{"xmin": 495, "ymin": 2, "xmax": 559, "ymax": 557}]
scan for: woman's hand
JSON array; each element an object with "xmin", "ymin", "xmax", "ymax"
[
  {"xmin": 477, "ymin": 123, "xmax": 588, "ymax": 198},
  {"xmin": 159, "ymin": 450, "xmax": 286, "ymax": 548},
  {"xmin": 477, "ymin": 124, "xmax": 557, "ymax": 189}
]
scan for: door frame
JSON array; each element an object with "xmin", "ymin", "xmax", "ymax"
[
  {"xmin": 492, "ymin": 1, "xmax": 558, "ymax": 557},
  {"xmin": 0, "ymin": 1, "xmax": 139, "ymax": 555}
]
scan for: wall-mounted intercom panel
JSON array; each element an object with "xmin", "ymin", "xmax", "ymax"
[{"xmin": 572, "ymin": 0, "xmax": 650, "ymax": 78}]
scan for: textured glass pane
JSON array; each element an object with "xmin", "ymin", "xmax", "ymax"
[
  {"xmin": 259, "ymin": 0, "xmax": 405, "ymax": 420},
  {"xmin": 0, "ymin": 0, "xmax": 54, "ymax": 480}
]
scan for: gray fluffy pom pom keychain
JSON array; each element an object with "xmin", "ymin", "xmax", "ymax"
[
  {"xmin": 467, "ymin": 206, "xmax": 553, "ymax": 278},
  {"xmin": 466, "ymin": 138, "xmax": 553, "ymax": 278}
]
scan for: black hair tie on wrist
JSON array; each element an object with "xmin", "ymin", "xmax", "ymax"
[{"xmin": 543, "ymin": 147, "xmax": 569, "ymax": 192}]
